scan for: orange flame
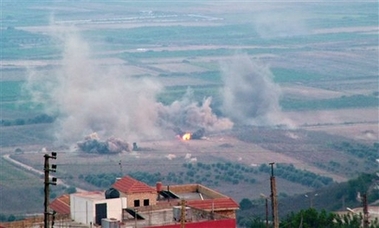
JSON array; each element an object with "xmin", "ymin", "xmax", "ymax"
[{"xmin": 182, "ymin": 133, "xmax": 191, "ymax": 140}]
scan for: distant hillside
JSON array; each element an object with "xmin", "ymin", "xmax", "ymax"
[{"xmin": 237, "ymin": 172, "xmax": 379, "ymax": 226}]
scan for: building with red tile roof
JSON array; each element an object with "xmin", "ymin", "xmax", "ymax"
[
  {"xmin": 113, "ymin": 175, "xmax": 158, "ymax": 208},
  {"xmin": 50, "ymin": 194, "xmax": 70, "ymax": 215},
  {"xmin": 51, "ymin": 175, "xmax": 238, "ymax": 227},
  {"xmin": 113, "ymin": 176, "xmax": 156, "ymax": 194}
]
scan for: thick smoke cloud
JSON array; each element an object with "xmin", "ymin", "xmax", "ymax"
[
  {"xmin": 157, "ymin": 88, "xmax": 233, "ymax": 132},
  {"xmin": 23, "ymin": 26, "xmax": 233, "ymax": 146},
  {"xmin": 24, "ymin": 27, "xmax": 163, "ymax": 144},
  {"xmin": 221, "ymin": 55, "xmax": 293, "ymax": 126},
  {"xmin": 77, "ymin": 133, "xmax": 131, "ymax": 154}
]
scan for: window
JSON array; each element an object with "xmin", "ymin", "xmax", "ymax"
[
  {"xmin": 143, "ymin": 199, "xmax": 149, "ymax": 206},
  {"xmin": 134, "ymin": 200, "xmax": 140, "ymax": 207}
]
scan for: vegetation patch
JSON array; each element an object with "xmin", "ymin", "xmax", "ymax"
[
  {"xmin": 328, "ymin": 142, "xmax": 378, "ymax": 167},
  {"xmin": 81, "ymin": 162, "xmax": 333, "ymax": 190},
  {"xmin": 258, "ymin": 163, "xmax": 334, "ymax": 188},
  {"xmin": 281, "ymin": 94, "xmax": 379, "ymax": 111}
]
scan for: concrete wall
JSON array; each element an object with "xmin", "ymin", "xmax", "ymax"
[
  {"xmin": 197, "ymin": 185, "xmax": 226, "ymax": 198},
  {"xmin": 70, "ymin": 194, "xmax": 92, "ymax": 224},
  {"xmin": 119, "ymin": 192, "xmax": 157, "ymax": 208},
  {"xmin": 144, "ymin": 218, "xmax": 237, "ymax": 228},
  {"xmin": 70, "ymin": 194, "xmax": 124, "ymax": 226},
  {"xmin": 70, "ymin": 194, "xmax": 93, "ymax": 225},
  {"xmin": 163, "ymin": 184, "xmax": 225, "ymax": 198},
  {"xmin": 94, "ymin": 198, "xmax": 123, "ymax": 224}
]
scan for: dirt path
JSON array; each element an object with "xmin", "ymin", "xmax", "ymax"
[{"xmin": 3, "ymin": 153, "xmax": 87, "ymax": 192}]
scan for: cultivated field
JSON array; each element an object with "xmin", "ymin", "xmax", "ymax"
[{"xmin": 0, "ymin": 0, "xmax": 378, "ymax": 215}]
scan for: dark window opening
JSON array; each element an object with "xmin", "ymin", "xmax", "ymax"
[
  {"xmin": 134, "ymin": 200, "xmax": 140, "ymax": 207},
  {"xmin": 143, "ymin": 199, "xmax": 149, "ymax": 206}
]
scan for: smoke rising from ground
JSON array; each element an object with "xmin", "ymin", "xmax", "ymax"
[
  {"xmin": 157, "ymin": 88, "xmax": 233, "ymax": 132},
  {"xmin": 23, "ymin": 26, "xmax": 233, "ymax": 146},
  {"xmin": 77, "ymin": 133, "xmax": 131, "ymax": 154},
  {"xmin": 24, "ymin": 26, "xmax": 163, "ymax": 144},
  {"xmin": 221, "ymin": 55, "xmax": 293, "ymax": 126}
]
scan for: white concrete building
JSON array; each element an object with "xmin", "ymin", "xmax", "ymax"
[{"xmin": 70, "ymin": 191, "xmax": 127, "ymax": 226}]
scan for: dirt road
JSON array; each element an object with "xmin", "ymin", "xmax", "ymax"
[{"xmin": 3, "ymin": 154, "xmax": 86, "ymax": 192}]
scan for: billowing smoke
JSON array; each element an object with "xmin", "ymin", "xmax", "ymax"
[
  {"xmin": 77, "ymin": 133, "xmax": 131, "ymax": 154},
  {"xmin": 157, "ymin": 88, "xmax": 233, "ymax": 131},
  {"xmin": 221, "ymin": 54, "xmax": 293, "ymax": 126},
  {"xmin": 191, "ymin": 128, "xmax": 205, "ymax": 140},
  {"xmin": 24, "ymin": 26, "xmax": 163, "ymax": 144},
  {"xmin": 23, "ymin": 26, "xmax": 233, "ymax": 147}
]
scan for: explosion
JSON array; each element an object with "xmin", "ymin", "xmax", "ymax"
[
  {"xmin": 77, "ymin": 133, "xmax": 131, "ymax": 154},
  {"xmin": 175, "ymin": 128, "xmax": 205, "ymax": 141},
  {"xmin": 23, "ymin": 27, "xmax": 294, "ymax": 149},
  {"xmin": 182, "ymin": 133, "xmax": 191, "ymax": 141}
]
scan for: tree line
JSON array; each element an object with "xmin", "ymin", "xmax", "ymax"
[{"xmin": 1, "ymin": 114, "xmax": 55, "ymax": 127}]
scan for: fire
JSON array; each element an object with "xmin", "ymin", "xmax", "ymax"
[{"xmin": 182, "ymin": 133, "xmax": 191, "ymax": 141}]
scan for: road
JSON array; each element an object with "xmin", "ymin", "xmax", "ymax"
[{"xmin": 3, "ymin": 154, "xmax": 86, "ymax": 192}]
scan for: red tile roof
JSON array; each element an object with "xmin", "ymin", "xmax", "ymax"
[
  {"xmin": 50, "ymin": 194, "xmax": 70, "ymax": 215},
  {"xmin": 113, "ymin": 175, "xmax": 156, "ymax": 194},
  {"xmin": 187, "ymin": 198, "xmax": 239, "ymax": 211}
]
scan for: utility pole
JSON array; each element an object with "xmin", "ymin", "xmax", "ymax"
[
  {"xmin": 260, "ymin": 194, "xmax": 269, "ymax": 228},
  {"xmin": 362, "ymin": 193, "xmax": 369, "ymax": 228},
  {"xmin": 269, "ymin": 162, "xmax": 279, "ymax": 228},
  {"xmin": 180, "ymin": 199, "xmax": 186, "ymax": 228},
  {"xmin": 44, "ymin": 152, "xmax": 57, "ymax": 228}
]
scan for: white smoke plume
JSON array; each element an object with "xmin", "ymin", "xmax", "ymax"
[
  {"xmin": 221, "ymin": 54, "xmax": 294, "ymax": 127},
  {"xmin": 23, "ymin": 26, "xmax": 233, "ymax": 146},
  {"xmin": 24, "ymin": 26, "xmax": 163, "ymax": 144},
  {"xmin": 156, "ymin": 87, "xmax": 233, "ymax": 131}
]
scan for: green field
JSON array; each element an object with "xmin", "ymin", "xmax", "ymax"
[
  {"xmin": 0, "ymin": 0, "xmax": 378, "ymax": 217},
  {"xmin": 0, "ymin": 158, "xmax": 41, "ymax": 187}
]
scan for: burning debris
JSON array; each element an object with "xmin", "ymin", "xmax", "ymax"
[
  {"xmin": 174, "ymin": 127, "xmax": 205, "ymax": 141},
  {"xmin": 77, "ymin": 133, "xmax": 131, "ymax": 154}
]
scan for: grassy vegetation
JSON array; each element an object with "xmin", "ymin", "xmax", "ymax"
[
  {"xmin": 0, "ymin": 158, "xmax": 44, "ymax": 214},
  {"xmin": 259, "ymin": 163, "xmax": 334, "ymax": 188},
  {"xmin": 328, "ymin": 142, "xmax": 378, "ymax": 169},
  {"xmin": 157, "ymin": 84, "xmax": 220, "ymax": 105},
  {"xmin": 0, "ymin": 158, "xmax": 41, "ymax": 188},
  {"xmin": 89, "ymin": 24, "xmax": 260, "ymax": 47},
  {"xmin": 0, "ymin": 80, "xmax": 45, "ymax": 113},
  {"xmin": 0, "ymin": 81, "xmax": 23, "ymax": 102},
  {"xmin": 281, "ymin": 94, "xmax": 379, "ymax": 111},
  {"xmin": 119, "ymin": 48, "xmax": 233, "ymax": 59},
  {"xmin": 1, "ymin": 28, "xmax": 57, "ymax": 60},
  {"xmin": 272, "ymin": 68, "xmax": 327, "ymax": 83}
]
